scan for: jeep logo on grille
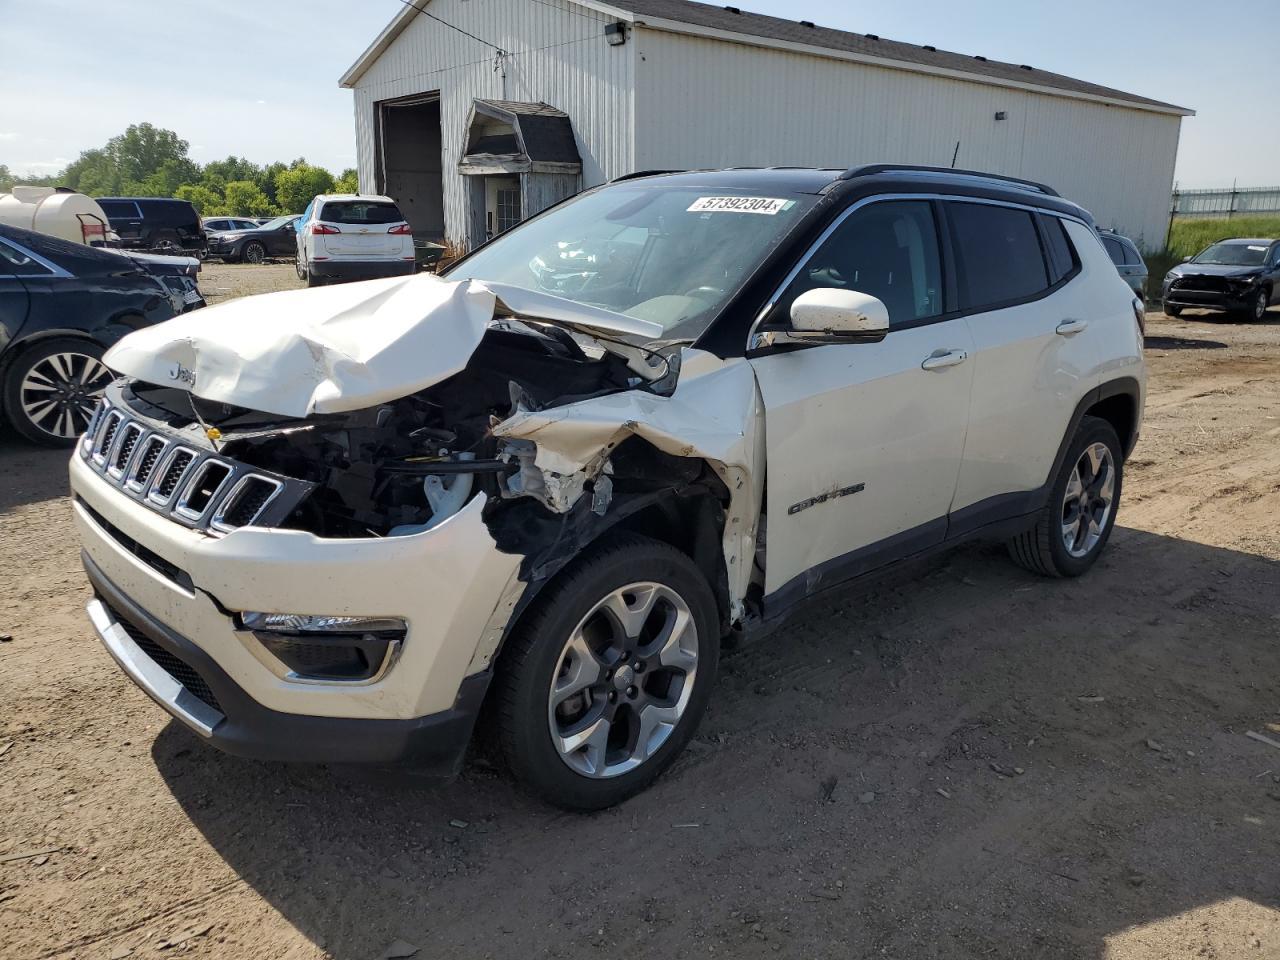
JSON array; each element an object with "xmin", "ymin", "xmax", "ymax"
[{"xmin": 167, "ymin": 362, "xmax": 196, "ymax": 386}]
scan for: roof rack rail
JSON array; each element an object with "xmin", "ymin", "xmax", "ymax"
[
  {"xmin": 610, "ymin": 169, "xmax": 680, "ymax": 183},
  {"xmin": 838, "ymin": 164, "xmax": 1060, "ymax": 197}
]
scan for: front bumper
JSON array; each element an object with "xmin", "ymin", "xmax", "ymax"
[
  {"xmin": 1162, "ymin": 281, "xmax": 1259, "ymax": 311},
  {"xmin": 85, "ymin": 554, "xmax": 490, "ymax": 768},
  {"xmin": 309, "ymin": 259, "xmax": 416, "ymax": 282},
  {"xmin": 70, "ymin": 448, "xmax": 526, "ymax": 764}
]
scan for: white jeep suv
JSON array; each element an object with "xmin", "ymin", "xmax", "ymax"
[{"xmin": 70, "ymin": 165, "xmax": 1145, "ymax": 809}]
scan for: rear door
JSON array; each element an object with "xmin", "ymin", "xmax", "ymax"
[
  {"xmin": 948, "ymin": 203, "xmax": 1102, "ymax": 529},
  {"xmin": 748, "ymin": 199, "xmax": 974, "ymax": 607},
  {"xmin": 316, "ymin": 200, "xmax": 406, "ymax": 258},
  {"xmin": 99, "ymin": 200, "xmax": 144, "ymax": 244}
]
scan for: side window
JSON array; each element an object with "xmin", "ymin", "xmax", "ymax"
[
  {"xmin": 1100, "ymin": 237, "xmax": 1125, "ymax": 266},
  {"xmin": 99, "ymin": 200, "xmax": 139, "ymax": 220},
  {"xmin": 949, "ymin": 202, "xmax": 1049, "ymax": 310},
  {"xmin": 0, "ymin": 239, "xmax": 54, "ymax": 276},
  {"xmin": 1040, "ymin": 215, "xmax": 1079, "ymax": 285},
  {"xmin": 1121, "ymin": 240, "xmax": 1143, "ymax": 266},
  {"xmin": 774, "ymin": 200, "xmax": 943, "ymax": 328}
]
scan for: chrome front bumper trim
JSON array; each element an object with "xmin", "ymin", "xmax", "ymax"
[{"xmin": 86, "ymin": 598, "xmax": 224, "ymax": 738}]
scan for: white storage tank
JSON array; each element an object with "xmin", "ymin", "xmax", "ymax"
[{"xmin": 0, "ymin": 185, "xmax": 113, "ymax": 245}]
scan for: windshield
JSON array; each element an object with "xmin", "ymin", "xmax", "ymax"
[
  {"xmin": 445, "ymin": 184, "xmax": 819, "ymax": 341},
  {"xmin": 258, "ymin": 216, "xmax": 295, "ymax": 231},
  {"xmin": 1193, "ymin": 241, "xmax": 1270, "ymax": 266}
]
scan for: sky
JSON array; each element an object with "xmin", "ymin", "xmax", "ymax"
[{"xmin": 1, "ymin": 0, "xmax": 1275, "ymax": 188}]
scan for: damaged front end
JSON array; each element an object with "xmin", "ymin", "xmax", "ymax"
[{"xmin": 90, "ymin": 275, "xmax": 764, "ymax": 645}]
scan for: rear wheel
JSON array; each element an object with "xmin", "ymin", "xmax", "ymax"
[
  {"xmin": 3, "ymin": 338, "xmax": 112, "ymax": 446},
  {"xmin": 1008, "ymin": 416, "xmax": 1122, "ymax": 578},
  {"xmin": 242, "ymin": 241, "xmax": 266, "ymax": 264},
  {"xmin": 1163, "ymin": 303, "xmax": 1183, "ymax": 317},
  {"xmin": 495, "ymin": 534, "xmax": 719, "ymax": 810}
]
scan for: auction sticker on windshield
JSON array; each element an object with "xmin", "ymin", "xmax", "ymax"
[{"xmin": 687, "ymin": 196, "xmax": 793, "ymax": 215}]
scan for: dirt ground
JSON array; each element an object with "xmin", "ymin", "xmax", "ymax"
[{"xmin": 2, "ymin": 267, "xmax": 1280, "ymax": 960}]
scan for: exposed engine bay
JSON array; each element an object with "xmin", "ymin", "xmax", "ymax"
[{"xmin": 125, "ymin": 324, "xmax": 669, "ymax": 539}]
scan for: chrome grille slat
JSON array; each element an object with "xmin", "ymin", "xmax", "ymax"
[{"xmin": 77, "ymin": 393, "xmax": 310, "ymax": 537}]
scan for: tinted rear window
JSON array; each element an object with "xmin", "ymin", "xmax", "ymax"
[
  {"xmin": 949, "ymin": 202, "xmax": 1049, "ymax": 310},
  {"xmin": 319, "ymin": 201, "xmax": 403, "ymax": 225},
  {"xmin": 1101, "ymin": 236, "xmax": 1125, "ymax": 266}
]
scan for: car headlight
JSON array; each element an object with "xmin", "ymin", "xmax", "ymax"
[
  {"xmin": 1230, "ymin": 273, "xmax": 1262, "ymax": 286},
  {"xmin": 239, "ymin": 612, "xmax": 406, "ymax": 633}
]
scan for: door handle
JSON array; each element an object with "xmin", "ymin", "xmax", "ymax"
[
  {"xmin": 921, "ymin": 349, "xmax": 968, "ymax": 370},
  {"xmin": 1056, "ymin": 318, "xmax": 1089, "ymax": 336}
]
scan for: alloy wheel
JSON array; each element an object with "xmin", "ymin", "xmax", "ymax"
[
  {"xmin": 1061, "ymin": 441, "xmax": 1116, "ymax": 558},
  {"xmin": 1254, "ymin": 291, "xmax": 1268, "ymax": 321},
  {"xmin": 244, "ymin": 243, "xmax": 265, "ymax": 264},
  {"xmin": 19, "ymin": 352, "xmax": 112, "ymax": 439},
  {"xmin": 547, "ymin": 582, "xmax": 699, "ymax": 779}
]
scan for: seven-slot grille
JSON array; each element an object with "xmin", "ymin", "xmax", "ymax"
[{"xmin": 79, "ymin": 399, "xmax": 290, "ymax": 535}]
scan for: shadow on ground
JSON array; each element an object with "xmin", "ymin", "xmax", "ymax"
[
  {"xmin": 0, "ymin": 436, "xmax": 72, "ymax": 513},
  {"xmin": 155, "ymin": 529, "xmax": 1280, "ymax": 959},
  {"xmin": 1144, "ymin": 334, "xmax": 1228, "ymax": 351}
]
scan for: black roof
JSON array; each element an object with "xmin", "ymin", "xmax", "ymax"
[
  {"xmin": 607, "ymin": 0, "xmax": 1188, "ymax": 113},
  {"xmin": 613, "ymin": 165, "xmax": 1094, "ymax": 223}
]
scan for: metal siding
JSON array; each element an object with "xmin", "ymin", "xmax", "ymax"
[
  {"xmin": 632, "ymin": 29, "xmax": 1181, "ymax": 249},
  {"xmin": 352, "ymin": 0, "xmax": 633, "ymax": 250}
]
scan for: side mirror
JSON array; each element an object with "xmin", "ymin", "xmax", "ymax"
[{"xmin": 789, "ymin": 288, "xmax": 890, "ymax": 342}]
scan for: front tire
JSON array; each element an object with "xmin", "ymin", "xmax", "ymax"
[
  {"xmin": 1248, "ymin": 289, "xmax": 1268, "ymax": 322},
  {"xmin": 3, "ymin": 338, "xmax": 113, "ymax": 446},
  {"xmin": 1008, "ymin": 416, "xmax": 1123, "ymax": 578},
  {"xmin": 1163, "ymin": 303, "xmax": 1183, "ymax": 317},
  {"xmin": 495, "ymin": 534, "xmax": 720, "ymax": 810},
  {"xmin": 243, "ymin": 241, "xmax": 266, "ymax": 265}
]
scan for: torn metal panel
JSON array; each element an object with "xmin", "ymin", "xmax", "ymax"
[
  {"xmin": 492, "ymin": 350, "xmax": 765, "ymax": 618},
  {"xmin": 103, "ymin": 273, "xmax": 663, "ymax": 419}
]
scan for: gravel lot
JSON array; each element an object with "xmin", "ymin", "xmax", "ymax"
[{"xmin": 2, "ymin": 267, "xmax": 1279, "ymax": 960}]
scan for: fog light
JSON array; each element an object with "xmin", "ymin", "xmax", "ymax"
[{"xmin": 238, "ymin": 613, "xmax": 406, "ymax": 682}]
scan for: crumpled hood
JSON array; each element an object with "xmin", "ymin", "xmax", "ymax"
[
  {"xmin": 103, "ymin": 272, "xmax": 662, "ymax": 418},
  {"xmin": 1169, "ymin": 263, "xmax": 1265, "ymax": 279}
]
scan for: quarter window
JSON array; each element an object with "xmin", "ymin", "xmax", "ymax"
[
  {"xmin": 775, "ymin": 200, "xmax": 943, "ymax": 328},
  {"xmin": 0, "ymin": 239, "xmax": 54, "ymax": 276},
  {"xmin": 948, "ymin": 202, "xmax": 1049, "ymax": 310},
  {"xmin": 1100, "ymin": 236, "xmax": 1126, "ymax": 266},
  {"xmin": 1041, "ymin": 216, "xmax": 1078, "ymax": 285}
]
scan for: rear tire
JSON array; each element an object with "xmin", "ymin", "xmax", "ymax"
[
  {"xmin": 1163, "ymin": 303, "xmax": 1183, "ymax": 317},
  {"xmin": 495, "ymin": 533, "xmax": 720, "ymax": 810},
  {"xmin": 3, "ymin": 338, "xmax": 112, "ymax": 447},
  {"xmin": 1007, "ymin": 416, "xmax": 1123, "ymax": 578}
]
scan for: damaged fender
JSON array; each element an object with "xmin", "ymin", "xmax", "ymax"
[{"xmin": 492, "ymin": 349, "xmax": 765, "ymax": 621}]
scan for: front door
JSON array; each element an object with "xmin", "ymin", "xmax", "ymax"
[
  {"xmin": 485, "ymin": 176, "xmax": 521, "ymax": 239},
  {"xmin": 748, "ymin": 199, "xmax": 974, "ymax": 610}
]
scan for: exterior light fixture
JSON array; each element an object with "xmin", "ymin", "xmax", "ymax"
[
  {"xmin": 605, "ymin": 21, "xmax": 627, "ymax": 45},
  {"xmin": 994, "ymin": 111, "xmax": 1007, "ymax": 121}
]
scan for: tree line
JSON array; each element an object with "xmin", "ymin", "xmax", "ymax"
[{"xmin": 0, "ymin": 123, "xmax": 358, "ymax": 217}]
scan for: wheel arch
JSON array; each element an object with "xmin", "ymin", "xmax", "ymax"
[
  {"xmin": 485, "ymin": 445, "xmax": 735, "ymax": 671},
  {"xmin": 1045, "ymin": 377, "xmax": 1141, "ymax": 486}
]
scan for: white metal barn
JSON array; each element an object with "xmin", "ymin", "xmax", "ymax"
[{"xmin": 341, "ymin": 0, "xmax": 1192, "ymax": 254}]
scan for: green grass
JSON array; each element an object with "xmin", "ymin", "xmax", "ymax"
[{"xmin": 1167, "ymin": 216, "xmax": 1280, "ymax": 258}]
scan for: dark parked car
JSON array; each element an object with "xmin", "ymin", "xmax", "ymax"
[
  {"xmin": 0, "ymin": 223, "xmax": 203, "ymax": 446},
  {"xmin": 202, "ymin": 217, "xmax": 261, "ymax": 234},
  {"xmin": 1162, "ymin": 238, "xmax": 1280, "ymax": 320},
  {"xmin": 98, "ymin": 197, "xmax": 205, "ymax": 256},
  {"xmin": 1098, "ymin": 229, "xmax": 1148, "ymax": 300},
  {"xmin": 205, "ymin": 214, "xmax": 300, "ymax": 263}
]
